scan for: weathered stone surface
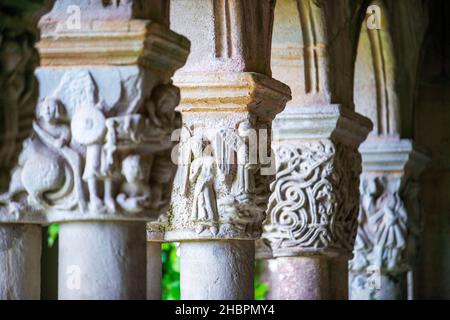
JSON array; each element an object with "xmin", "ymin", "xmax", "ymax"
[
  {"xmin": 170, "ymin": 0, "xmax": 275, "ymax": 76},
  {"xmin": 270, "ymin": 256, "xmax": 348, "ymax": 300},
  {"xmin": 257, "ymin": 0, "xmax": 371, "ymax": 301},
  {"xmin": 154, "ymin": 0, "xmax": 290, "ymax": 301},
  {"xmin": 162, "ymin": 0, "xmax": 291, "ymax": 243},
  {"xmin": 349, "ymin": 140, "xmax": 429, "ymax": 300},
  {"xmin": 0, "ymin": 224, "xmax": 41, "ymax": 300},
  {"xmin": 349, "ymin": 0, "xmax": 429, "ymax": 300},
  {"xmin": 261, "ymin": 106, "xmax": 372, "ymax": 259},
  {"xmin": 165, "ymin": 73, "xmax": 290, "ymax": 242},
  {"xmin": 58, "ymin": 222, "xmax": 146, "ymax": 300},
  {"xmin": 0, "ymin": 1, "xmax": 190, "ymax": 225},
  {"xmin": 0, "ymin": 0, "xmax": 190, "ymax": 301},
  {"xmin": 180, "ymin": 240, "xmax": 255, "ymax": 300},
  {"xmin": 350, "ymin": 271, "xmax": 407, "ymax": 300},
  {"xmin": 146, "ymin": 242, "xmax": 162, "ymax": 300}
]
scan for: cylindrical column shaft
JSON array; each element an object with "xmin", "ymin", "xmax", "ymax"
[
  {"xmin": 0, "ymin": 224, "xmax": 41, "ymax": 300},
  {"xmin": 58, "ymin": 222, "xmax": 146, "ymax": 300},
  {"xmin": 147, "ymin": 242, "xmax": 162, "ymax": 300},
  {"xmin": 274, "ymin": 256, "xmax": 348, "ymax": 300},
  {"xmin": 180, "ymin": 240, "xmax": 255, "ymax": 300}
]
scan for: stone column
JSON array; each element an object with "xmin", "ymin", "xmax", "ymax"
[
  {"xmin": 257, "ymin": 0, "xmax": 372, "ymax": 300},
  {"xmin": 349, "ymin": 140, "xmax": 429, "ymax": 300},
  {"xmin": 165, "ymin": 0, "xmax": 291, "ymax": 300},
  {"xmin": 0, "ymin": 2, "xmax": 44, "ymax": 300},
  {"xmin": 146, "ymin": 241, "xmax": 162, "ymax": 300},
  {"xmin": 146, "ymin": 212, "xmax": 167, "ymax": 300},
  {"xmin": 349, "ymin": 1, "xmax": 429, "ymax": 300},
  {"xmin": 2, "ymin": 0, "xmax": 189, "ymax": 300}
]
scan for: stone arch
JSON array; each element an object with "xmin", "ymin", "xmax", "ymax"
[
  {"xmin": 271, "ymin": 0, "xmax": 369, "ymax": 109},
  {"xmin": 354, "ymin": 0, "xmax": 398, "ymax": 137},
  {"xmin": 354, "ymin": 0, "xmax": 428, "ymax": 138}
]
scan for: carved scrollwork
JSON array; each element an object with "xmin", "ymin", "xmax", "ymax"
[{"xmin": 261, "ymin": 140, "xmax": 362, "ymax": 257}]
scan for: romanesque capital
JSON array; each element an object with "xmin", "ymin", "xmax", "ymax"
[
  {"xmin": 0, "ymin": 0, "xmax": 190, "ymax": 224},
  {"xmin": 157, "ymin": 0, "xmax": 291, "ymax": 242},
  {"xmin": 259, "ymin": 105, "xmax": 373, "ymax": 258},
  {"xmin": 349, "ymin": 139, "xmax": 430, "ymax": 297}
]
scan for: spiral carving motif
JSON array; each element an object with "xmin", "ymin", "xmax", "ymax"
[{"xmin": 262, "ymin": 140, "xmax": 362, "ymax": 256}]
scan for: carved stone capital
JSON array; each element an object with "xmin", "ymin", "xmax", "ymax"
[
  {"xmin": 349, "ymin": 139, "xmax": 430, "ymax": 275},
  {"xmin": 174, "ymin": 72, "xmax": 291, "ymax": 121},
  {"xmin": 163, "ymin": 73, "xmax": 291, "ymax": 241},
  {"xmin": 258, "ymin": 106, "xmax": 372, "ymax": 259},
  {"xmin": 0, "ymin": 2, "xmax": 189, "ymax": 224},
  {"xmin": 272, "ymin": 104, "xmax": 372, "ymax": 147}
]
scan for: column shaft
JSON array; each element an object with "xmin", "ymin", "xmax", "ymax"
[
  {"xmin": 58, "ymin": 222, "xmax": 146, "ymax": 300},
  {"xmin": 147, "ymin": 242, "xmax": 162, "ymax": 300},
  {"xmin": 275, "ymin": 256, "xmax": 348, "ymax": 300},
  {"xmin": 0, "ymin": 224, "xmax": 41, "ymax": 300},
  {"xmin": 180, "ymin": 240, "xmax": 255, "ymax": 300}
]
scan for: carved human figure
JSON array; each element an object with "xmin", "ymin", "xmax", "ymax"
[
  {"xmin": 34, "ymin": 97, "xmax": 70, "ymax": 147},
  {"xmin": 145, "ymin": 84, "xmax": 181, "ymax": 130},
  {"xmin": 32, "ymin": 97, "xmax": 87, "ymax": 211},
  {"xmin": 175, "ymin": 126, "xmax": 192, "ymax": 196},
  {"xmin": 355, "ymin": 177, "xmax": 380, "ymax": 272},
  {"xmin": 233, "ymin": 120, "xmax": 256, "ymax": 195},
  {"xmin": 370, "ymin": 181, "xmax": 407, "ymax": 270},
  {"xmin": 101, "ymin": 119, "xmax": 121, "ymax": 212},
  {"xmin": 116, "ymin": 155, "xmax": 151, "ymax": 214},
  {"xmin": 189, "ymin": 136, "xmax": 218, "ymax": 223},
  {"xmin": 71, "ymin": 100, "xmax": 108, "ymax": 212},
  {"xmin": 351, "ymin": 204, "xmax": 373, "ymax": 271}
]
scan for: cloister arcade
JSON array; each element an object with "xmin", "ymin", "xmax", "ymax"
[{"xmin": 0, "ymin": 0, "xmax": 449, "ymax": 300}]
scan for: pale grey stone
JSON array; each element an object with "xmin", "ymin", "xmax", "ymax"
[
  {"xmin": 0, "ymin": 224, "xmax": 41, "ymax": 300},
  {"xmin": 58, "ymin": 222, "xmax": 146, "ymax": 300}
]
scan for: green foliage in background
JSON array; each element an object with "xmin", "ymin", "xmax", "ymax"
[
  {"xmin": 162, "ymin": 243, "xmax": 181, "ymax": 300},
  {"xmin": 254, "ymin": 260, "xmax": 269, "ymax": 300},
  {"xmin": 161, "ymin": 243, "xmax": 269, "ymax": 300},
  {"xmin": 47, "ymin": 227, "xmax": 269, "ymax": 299},
  {"xmin": 47, "ymin": 224, "xmax": 59, "ymax": 248}
]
